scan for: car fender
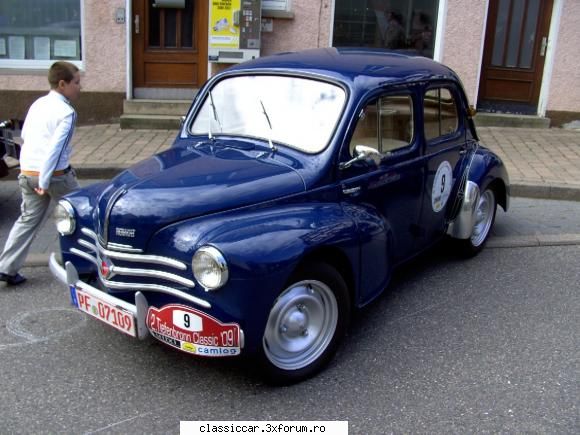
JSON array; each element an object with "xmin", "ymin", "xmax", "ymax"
[
  {"xmin": 467, "ymin": 145, "xmax": 510, "ymax": 211},
  {"xmin": 153, "ymin": 200, "xmax": 394, "ymax": 308}
]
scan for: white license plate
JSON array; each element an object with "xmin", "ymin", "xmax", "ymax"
[{"xmin": 71, "ymin": 286, "xmax": 137, "ymax": 337}]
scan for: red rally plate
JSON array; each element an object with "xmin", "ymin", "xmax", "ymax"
[
  {"xmin": 147, "ymin": 304, "xmax": 241, "ymax": 357},
  {"xmin": 72, "ymin": 286, "xmax": 137, "ymax": 337}
]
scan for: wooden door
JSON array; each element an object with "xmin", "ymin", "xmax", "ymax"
[
  {"xmin": 478, "ymin": 0, "xmax": 553, "ymax": 112},
  {"xmin": 132, "ymin": 0, "xmax": 207, "ymax": 90}
]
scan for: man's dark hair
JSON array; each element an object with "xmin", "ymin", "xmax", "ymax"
[{"xmin": 48, "ymin": 61, "xmax": 79, "ymax": 88}]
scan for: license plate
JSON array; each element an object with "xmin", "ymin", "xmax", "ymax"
[
  {"xmin": 71, "ymin": 285, "xmax": 137, "ymax": 337},
  {"xmin": 147, "ymin": 304, "xmax": 241, "ymax": 356}
]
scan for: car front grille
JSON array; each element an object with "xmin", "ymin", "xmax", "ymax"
[{"xmin": 69, "ymin": 227, "xmax": 210, "ymax": 309}]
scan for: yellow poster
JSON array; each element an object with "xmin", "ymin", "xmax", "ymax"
[{"xmin": 209, "ymin": 0, "xmax": 241, "ymax": 49}]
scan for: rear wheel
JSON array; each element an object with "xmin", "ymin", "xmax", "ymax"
[
  {"xmin": 260, "ymin": 263, "xmax": 350, "ymax": 384},
  {"xmin": 459, "ymin": 187, "xmax": 497, "ymax": 256}
]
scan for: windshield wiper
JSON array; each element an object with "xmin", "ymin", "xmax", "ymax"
[
  {"xmin": 259, "ymin": 99, "xmax": 276, "ymax": 152},
  {"xmin": 208, "ymin": 90, "xmax": 222, "ymax": 141}
]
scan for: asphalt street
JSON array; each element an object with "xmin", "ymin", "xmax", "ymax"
[
  {"xmin": 0, "ymin": 245, "xmax": 578, "ymax": 434},
  {"xmin": 0, "ymin": 179, "xmax": 579, "ymax": 433}
]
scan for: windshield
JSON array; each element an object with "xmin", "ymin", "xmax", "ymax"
[{"xmin": 189, "ymin": 75, "xmax": 347, "ymax": 153}]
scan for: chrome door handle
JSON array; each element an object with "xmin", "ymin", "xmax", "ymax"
[
  {"xmin": 540, "ymin": 37, "xmax": 548, "ymax": 57},
  {"xmin": 134, "ymin": 14, "xmax": 140, "ymax": 34},
  {"xmin": 342, "ymin": 186, "xmax": 361, "ymax": 195}
]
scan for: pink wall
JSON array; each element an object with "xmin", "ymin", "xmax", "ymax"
[
  {"xmin": 546, "ymin": 0, "xmax": 580, "ymax": 112},
  {"xmin": 441, "ymin": 0, "xmax": 488, "ymax": 106},
  {"xmin": 261, "ymin": 0, "xmax": 333, "ymax": 55}
]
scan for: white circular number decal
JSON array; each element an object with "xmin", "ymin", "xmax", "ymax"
[{"xmin": 432, "ymin": 161, "xmax": 453, "ymax": 212}]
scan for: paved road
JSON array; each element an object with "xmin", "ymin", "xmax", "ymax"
[{"xmin": 0, "ymin": 245, "xmax": 578, "ymax": 434}]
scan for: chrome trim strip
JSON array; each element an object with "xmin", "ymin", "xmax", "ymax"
[
  {"xmin": 107, "ymin": 242, "xmax": 143, "ymax": 253},
  {"xmin": 100, "ymin": 276, "xmax": 211, "ymax": 309},
  {"xmin": 71, "ymin": 248, "xmax": 99, "ymax": 266},
  {"xmin": 78, "ymin": 239, "xmax": 97, "ymax": 252},
  {"xmin": 81, "ymin": 227, "xmax": 186, "ymax": 270},
  {"xmin": 81, "ymin": 227, "xmax": 98, "ymax": 239},
  {"xmin": 102, "ymin": 249, "xmax": 187, "ymax": 270},
  {"xmin": 111, "ymin": 265, "xmax": 195, "ymax": 288}
]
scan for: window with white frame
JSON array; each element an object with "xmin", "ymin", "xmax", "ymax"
[
  {"xmin": 0, "ymin": 0, "xmax": 81, "ymax": 67},
  {"xmin": 333, "ymin": 0, "xmax": 438, "ymax": 58}
]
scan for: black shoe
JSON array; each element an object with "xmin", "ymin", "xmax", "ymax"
[{"xmin": 0, "ymin": 272, "xmax": 27, "ymax": 286}]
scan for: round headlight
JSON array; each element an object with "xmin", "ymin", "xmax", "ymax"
[
  {"xmin": 192, "ymin": 246, "xmax": 228, "ymax": 291},
  {"xmin": 54, "ymin": 200, "xmax": 76, "ymax": 235}
]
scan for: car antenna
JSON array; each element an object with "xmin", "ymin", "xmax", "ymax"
[{"xmin": 259, "ymin": 99, "xmax": 276, "ymax": 152}]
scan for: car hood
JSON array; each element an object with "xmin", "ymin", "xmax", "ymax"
[{"xmin": 96, "ymin": 143, "xmax": 305, "ymax": 249}]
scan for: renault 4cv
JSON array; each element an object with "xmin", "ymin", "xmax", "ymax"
[{"xmin": 50, "ymin": 48, "xmax": 509, "ymax": 384}]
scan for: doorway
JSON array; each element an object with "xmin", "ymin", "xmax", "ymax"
[
  {"xmin": 132, "ymin": 0, "xmax": 208, "ymax": 99},
  {"xmin": 478, "ymin": 0, "xmax": 554, "ymax": 114}
]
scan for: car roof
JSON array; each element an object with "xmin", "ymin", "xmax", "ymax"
[{"xmin": 225, "ymin": 47, "xmax": 462, "ymax": 89}]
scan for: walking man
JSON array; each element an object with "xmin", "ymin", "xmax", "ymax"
[{"xmin": 0, "ymin": 61, "xmax": 81, "ymax": 286}]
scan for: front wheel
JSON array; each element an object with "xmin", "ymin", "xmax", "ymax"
[
  {"xmin": 458, "ymin": 187, "xmax": 497, "ymax": 256},
  {"xmin": 259, "ymin": 263, "xmax": 350, "ymax": 384}
]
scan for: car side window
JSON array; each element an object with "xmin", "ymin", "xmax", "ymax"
[
  {"xmin": 423, "ymin": 88, "xmax": 459, "ymax": 141},
  {"xmin": 350, "ymin": 94, "xmax": 414, "ymax": 156}
]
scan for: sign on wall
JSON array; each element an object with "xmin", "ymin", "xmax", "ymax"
[{"xmin": 208, "ymin": 0, "xmax": 261, "ymax": 63}]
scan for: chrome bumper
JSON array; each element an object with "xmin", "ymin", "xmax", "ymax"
[{"xmin": 49, "ymin": 252, "xmax": 150, "ymax": 340}]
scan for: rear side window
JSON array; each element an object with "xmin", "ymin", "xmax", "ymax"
[
  {"xmin": 350, "ymin": 94, "xmax": 413, "ymax": 155},
  {"xmin": 423, "ymin": 88, "xmax": 458, "ymax": 141}
]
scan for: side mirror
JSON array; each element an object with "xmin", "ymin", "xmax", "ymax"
[{"xmin": 339, "ymin": 145, "xmax": 383, "ymax": 170}]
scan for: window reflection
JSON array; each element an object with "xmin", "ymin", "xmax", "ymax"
[
  {"xmin": 333, "ymin": 0, "xmax": 438, "ymax": 58},
  {"xmin": 190, "ymin": 76, "xmax": 346, "ymax": 154},
  {"xmin": 0, "ymin": 0, "xmax": 81, "ymax": 61}
]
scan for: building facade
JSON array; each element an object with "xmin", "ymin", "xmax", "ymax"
[{"xmin": 0, "ymin": 0, "xmax": 578, "ymax": 126}]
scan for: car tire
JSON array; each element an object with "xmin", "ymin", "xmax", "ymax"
[
  {"xmin": 259, "ymin": 262, "xmax": 351, "ymax": 384},
  {"xmin": 458, "ymin": 187, "xmax": 497, "ymax": 256}
]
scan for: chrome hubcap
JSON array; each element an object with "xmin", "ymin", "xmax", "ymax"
[
  {"xmin": 471, "ymin": 189, "xmax": 495, "ymax": 247},
  {"xmin": 263, "ymin": 280, "xmax": 338, "ymax": 370}
]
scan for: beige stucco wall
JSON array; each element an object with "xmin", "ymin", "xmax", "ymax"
[
  {"xmin": 546, "ymin": 0, "xmax": 580, "ymax": 112},
  {"xmin": 261, "ymin": 0, "xmax": 333, "ymax": 55},
  {"xmin": 0, "ymin": 0, "xmax": 126, "ymax": 93},
  {"xmin": 441, "ymin": 0, "xmax": 487, "ymax": 106}
]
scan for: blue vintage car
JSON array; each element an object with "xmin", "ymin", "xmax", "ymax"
[{"xmin": 50, "ymin": 48, "xmax": 509, "ymax": 383}]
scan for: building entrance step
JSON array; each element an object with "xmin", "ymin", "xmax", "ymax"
[{"xmin": 475, "ymin": 112, "xmax": 550, "ymax": 128}]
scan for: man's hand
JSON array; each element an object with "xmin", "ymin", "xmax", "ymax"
[{"xmin": 35, "ymin": 187, "xmax": 47, "ymax": 196}]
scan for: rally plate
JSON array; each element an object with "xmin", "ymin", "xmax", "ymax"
[
  {"xmin": 70, "ymin": 285, "xmax": 137, "ymax": 337},
  {"xmin": 147, "ymin": 304, "xmax": 241, "ymax": 357}
]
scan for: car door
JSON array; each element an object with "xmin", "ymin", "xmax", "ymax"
[
  {"xmin": 417, "ymin": 83, "xmax": 471, "ymax": 249},
  {"xmin": 339, "ymin": 88, "xmax": 423, "ymax": 303}
]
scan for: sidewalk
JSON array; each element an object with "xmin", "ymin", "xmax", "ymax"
[{"xmin": 67, "ymin": 124, "xmax": 580, "ymax": 201}]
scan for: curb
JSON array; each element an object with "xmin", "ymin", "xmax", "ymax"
[
  {"xmin": 511, "ymin": 182, "xmax": 580, "ymax": 202},
  {"xmin": 487, "ymin": 233, "xmax": 580, "ymax": 249}
]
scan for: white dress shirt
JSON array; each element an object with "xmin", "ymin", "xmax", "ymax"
[{"xmin": 20, "ymin": 90, "xmax": 77, "ymax": 190}]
